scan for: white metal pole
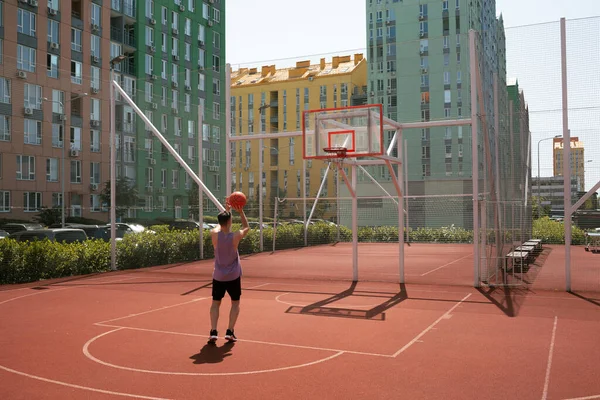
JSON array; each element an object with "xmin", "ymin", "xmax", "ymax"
[
  {"xmin": 560, "ymin": 18, "xmax": 572, "ymax": 292},
  {"xmin": 272, "ymin": 199, "xmax": 279, "ymax": 253},
  {"xmin": 225, "ymin": 64, "xmax": 232, "ymax": 198},
  {"xmin": 198, "ymin": 106, "xmax": 204, "ymax": 259},
  {"xmin": 61, "ymin": 107, "xmax": 65, "ymax": 228},
  {"xmin": 112, "ymin": 81, "xmax": 225, "ymax": 212},
  {"xmin": 404, "ymin": 138, "xmax": 409, "ymax": 243},
  {"xmin": 303, "ymin": 159, "xmax": 307, "ymax": 246},
  {"xmin": 469, "ymin": 29, "xmax": 480, "ymax": 287},
  {"xmin": 307, "ymin": 164, "xmax": 331, "ymax": 224},
  {"xmin": 259, "ymin": 138, "xmax": 264, "ymax": 252},
  {"xmin": 358, "ymin": 165, "xmax": 399, "ymax": 206},
  {"xmin": 110, "ymin": 68, "xmax": 117, "ymax": 271},
  {"xmin": 398, "ymin": 131, "xmax": 405, "ymax": 284},
  {"xmin": 351, "ymin": 164, "xmax": 358, "ymax": 281}
]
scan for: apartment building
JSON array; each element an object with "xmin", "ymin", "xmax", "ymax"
[
  {"xmin": 553, "ymin": 136, "xmax": 586, "ymax": 191},
  {"xmin": 112, "ymin": 0, "xmax": 225, "ymax": 220},
  {"xmin": 0, "ymin": 0, "xmax": 109, "ymax": 221},
  {"xmin": 230, "ymin": 54, "xmax": 367, "ymax": 219},
  {"xmin": 0, "ymin": 0, "xmax": 225, "ymax": 223}
]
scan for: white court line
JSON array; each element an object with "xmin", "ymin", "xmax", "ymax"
[
  {"xmin": 0, "ymin": 276, "xmax": 142, "ymax": 307},
  {"xmin": 392, "ymin": 293, "xmax": 472, "ymax": 357},
  {"xmin": 274, "ymin": 292, "xmax": 381, "ymax": 309},
  {"xmin": 420, "ymin": 254, "xmax": 473, "ymax": 277},
  {"xmin": 542, "ymin": 316, "xmax": 558, "ymax": 400},
  {"xmin": 0, "ymin": 363, "xmax": 172, "ymax": 400},
  {"xmin": 94, "ymin": 298, "xmax": 208, "ymax": 325},
  {"xmin": 83, "ymin": 327, "xmax": 346, "ymax": 376},
  {"xmin": 245, "ymin": 283, "xmax": 271, "ymax": 290},
  {"xmin": 95, "ymin": 324, "xmax": 393, "ymax": 358},
  {"xmin": 564, "ymin": 395, "xmax": 600, "ymax": 400}
]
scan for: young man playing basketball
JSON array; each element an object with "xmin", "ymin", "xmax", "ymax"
[{"xmin": 208, "ymin": 198, "xmax": 249, "ymax": 343}]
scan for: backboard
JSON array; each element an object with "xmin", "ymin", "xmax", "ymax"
[{"xmin": 302, "ymin": 104, "xmax": 384, "ymax": 160}]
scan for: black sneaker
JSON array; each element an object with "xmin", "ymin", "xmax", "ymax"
[
  {"xmin": 225, "ymin": 329, "xmax": 237, "ymax": 342},
  {"xmin": 208, "ymin": 329, "xmax": 218, "ymax": 343}
]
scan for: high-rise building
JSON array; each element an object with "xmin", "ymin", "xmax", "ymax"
[
  {"xmin": 362, "ymin": 0, "xmax": 514, "ymax": 228},
  {"xmin": 0, "ymin": 0, "xmax": 225, "ymax": 223},
  {"xmin": 553, "ymin": 136, "xmax": 585, "ymax": 191},
  {"xmin": 114, "ymin": 0, "xmax": 225, "ymax": 220},
  {"xmin": 507, "ymin": 78, "xmax": 530, "ymax": 204},
  {"xmin": 230, "ymin": 54, "xmax": 367, "ymax": 219}
]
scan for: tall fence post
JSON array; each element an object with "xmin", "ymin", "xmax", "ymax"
[
  {"xmin": 560, "ymin": 17, "xmax": 572, "ymax": 292},
  {"xmin": 469, "ymin": 29, "xmax": 481, "ymax": 287}
]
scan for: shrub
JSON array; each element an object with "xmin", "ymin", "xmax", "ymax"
[{"xmin": 533, "ymin": 217, "xmax": 586, "ymax": 245}]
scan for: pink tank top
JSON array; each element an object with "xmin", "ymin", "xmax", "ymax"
[{"xmin": 213, "ymin": 231, "xmax": 242, "ymax": 281}]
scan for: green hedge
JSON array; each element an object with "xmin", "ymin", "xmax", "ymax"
[{"xmin": 0, "ymin": 218, "xmax": 590, "ymax": 285}]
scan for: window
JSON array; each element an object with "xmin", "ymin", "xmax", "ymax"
[
  {"xmin": 70, "ymin": 160, "xmax": 82, "ymax": 183},
  {"xmin": 47, "ymin": 54, "xmax": 59, "ymax": 78},
  {"xmin": 71, "ymin": 28, "xmax": 82, "ymax": 52},
  {"xmin": 0, "ymin": 115, "xmax": 9, "ymax": 141},
  {"xmin": 213, "ymin": 78, "xmax": 220, "ymax": 95},
  {"xmin": 91, "ymin": 98, "xmax": 100, "ymax": 121},
  {"xmin": 91, "ymin": 130, "xmax": 100, "ymax": 152},
  {"xmin": 145, "ymin": 82, "xmax": 153, "ymax": 102},
  {"xmin": 23, "ymin": 192, "xmax": 42, "ymax": 212},
  {"xmin": 213, "ymin": 7, "xmax": 220, "ymax": 22},
  {"xmin": 71, "ymin": 60, "xmax": 82, "ymax": 84},
  {"xmin": 161, "ymin": 6, "xmax": 167, "ymax": 24},
  {"xmin": 213, "ymin": 102, "xmax": 220, "ymax": 119},
  {"xmin": 52, "ymin": 124, "xmax": 63, "ymax": 147},
  {"xmin": 52, "ymin": 90, "xmax": 64, "ymax": 113},
  {"xmin": 213, "ymin": 55, "xmax": 220, "ymax": 72},
  {"xmin": 0, "ymin": 191, "xmax": 9, "ymax": 212},
  {"xmin": 91, "ymin": 3, "xmax": 101, "ymax": 25},
  {"xmin": 145, "ymin": 54, "xmax": 153, "ymax": 75},
  {"xmin": 17, "ymin": 45, "xmax": 36, "ymax": 72},
  {"xmin": 0, "ymin": 78, "xmax": 9, "ymax": 104},
  {"xmin": 213, "ymin": 32, "xmax": 220, "ymax": 49},
  {"xmin": 47, "ymin": 20, "xmax": 59, "ymax": 44},
  {"xmin": 48, "ymin": 0, "xmax": 60, "ymax": 11},
  {"xmin": 146, "ymin": 0, "xmax": 154, "ymax": 18},
  {"xmin": 24, "ymin": 84, "xmax": 42, "ymax": 109},
  {"xmin": 17, "ymin": 9, "xmax": 36, "ymax": 37},
  {"xmin": 161, "ymin": 33, "xmax": 167, "ymax": 52},
  {"xmin": 185, "ymin": 42, "xmax": 191, "ymax": 61},
  {"xmin": 171, "ymin": 11, "xmax": 179, "ymax": 30},
  {"xmin": 185, "ymin": 18, "xmax": 191, "ymax": 36},
  {"xmin": 17, "ymin": 155, "xmax": 35, "ymax": 180},
  {"xmin": 91, "ymin": 66, "xmax": 100, "ymax": 90},
  {"xmin": 172, "ymin": 37, "xmax": 178, "ymax": 56},
  {"xmin": 46, "ymin": 158, "xmax": 59, "ymax": 182},
  {"xmin": 199, "ymin": 49, "xmax": 205, "ymax": 68},
  {"xmin": 70, "ymin": 127, "xmax": 82, "ymax": 151},
  {"xmin": 444, "ymin": 90, "xmax": 451, "ymax": 103},
  {"xmin": 24, "ymin": 119, "xmax": 42, "ymax": 145},
  {"xmin": 145, "ymin": 26, "xmax": 154, "ymax": 46},
  {"xmin": 90, "ymin": 162, "xmax": 100, "ymax": 184}
]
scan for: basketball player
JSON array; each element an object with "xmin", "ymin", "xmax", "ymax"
[{"xmin": 208, "ymin": 197, "xmax": 250, "ymax": 343}]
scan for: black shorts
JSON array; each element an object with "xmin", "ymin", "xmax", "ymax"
[{"xmin": 212, "ymin": 277, "xmax": 241, "ymax": 301}]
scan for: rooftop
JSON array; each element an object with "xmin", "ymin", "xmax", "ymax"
[{"xmin": 231, "ymin": 54, "xmax": 365, "ymax": 87}]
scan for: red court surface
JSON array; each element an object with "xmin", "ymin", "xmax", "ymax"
[{"xmin": 1, "ymin": 243, "xmax": 600, "ymax": 400}]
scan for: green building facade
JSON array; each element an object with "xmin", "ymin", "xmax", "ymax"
[
  {"xmin": 356, "ymin": 0, "xmax": 512, "ymax": 229},
  {"xmin": 110, "ymin": 0, "xmax": 225, "ymax": 221}
]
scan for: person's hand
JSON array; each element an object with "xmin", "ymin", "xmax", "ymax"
[{"xmin": 224, "ymin": 197, "xmax": 231, "ymax": 212}]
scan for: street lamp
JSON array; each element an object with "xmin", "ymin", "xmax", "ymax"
[
  {"xmin": 109, "ymin": 55, "xmax": 127, "ymax": 271},
  {"xmin": 43, "ymin": 92, "xmax": 88, "ymax": 228},
  {"xmin": 537, "ymin": 135, "xmax": 562, "ymax": 215}
]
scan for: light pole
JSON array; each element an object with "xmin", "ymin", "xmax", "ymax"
[
  {"xmin": 43, "ymin": 92, "xmax": 88, "ymax": 227},
  {"xmin": 537, "ymin": 135, "xmax": 562, "ymax": 216},
  {"xmin": 109, "ymin": 55, "xmax": 127, "ymax": 271}
]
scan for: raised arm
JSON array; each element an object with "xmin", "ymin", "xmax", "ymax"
[{"xmin": 234, "ymin": 207, "xmax": 250, "ymax": 244}]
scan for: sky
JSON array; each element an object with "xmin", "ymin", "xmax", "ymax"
[{"xmin": 225, "ymin": 0, "xmax": 600, "ymax": 193}]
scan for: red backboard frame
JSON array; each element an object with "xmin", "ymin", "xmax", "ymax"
[{"xmin": 302, "ymin": 104, "xmax": 384, "ymax": 160}]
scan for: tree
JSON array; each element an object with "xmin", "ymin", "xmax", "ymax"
[
  {"xmin": 34, "ymin": 207, "xmax": 61, "ymax": 226},
  {"xmin": 100, "ymin": 177, "xmax": 139, "ymax": 219}
]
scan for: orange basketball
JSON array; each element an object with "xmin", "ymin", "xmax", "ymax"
[{"xmin": 228, "ymin": 191, "xmax": 247, "ymax": 209}]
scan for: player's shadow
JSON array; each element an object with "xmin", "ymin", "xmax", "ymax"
[
  {"xmin": 284, "ymin": 281, "xmax": 408, "ymax": 321},
  {"xmin": 190, "ymin": 342, "xmax": 235, "ymax": 364}
]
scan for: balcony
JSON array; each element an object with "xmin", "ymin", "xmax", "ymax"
[
  {"xmin": 111, "ymin": 0, "xmax": 136, "ymax": 21},
  {"xmin": 110, "ymin": 27, "xmax": 136, "ymax": 50}
]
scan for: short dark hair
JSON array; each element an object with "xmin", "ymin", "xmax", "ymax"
[{"xmin": 217, "ymin": 211, "xmax": 231, "ymax": 226}]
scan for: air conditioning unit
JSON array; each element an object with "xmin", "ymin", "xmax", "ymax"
[
  {"xmin": 91, "ymin": 24, "xmax": 100, "ymax": 31},
  {"xmin": 48, "ymin": 8, "xmax": 57, "ymax": 16},
  {"xmin": 198, "ymin": 40, "xmax": 205, "ymax": 47},
  {"xmin": 419, "ymin": 15, "xmax": 425, "ymax": 20},
  {"xmin": 91, "ymin": 87, "xmax": 99, "ymax": 94},
  {"xmin": 91, "ymin": 55, "xmax": 99, "ymax": 63},
  {"xmin": 158, "ymin": 188, "xmax": 164, "ymax": 193},
  {"xmin": 17, "ymin": 70, "xmax": 27, "ymax": 79},
  {"xmin": 24, "ymin": 107, "xmax": 34, "ymax": 115},
  {"xmin": 421, "ymin": 68, "xmax": 428, "ymax": 73},
  {"xmin": 29, "ymin": 0, "xmax": 38, "ymax": 6},
  {"xmin": 171, "ymin": 81, "xmax": 178, "ymax": 88},
  {"xmin": 151, "ymin": 102, "xmax": 158, "ymax": 109},
  {"xmin": 50, "ymin": 42, "xmax": 59, "ymax": 50},
  {"xmin": 179, "ymin": 4, "xmax": 185, "ymax": 11},
  {"xmin": 90, "ymin": 120, "xmax": 100, "ymax": 127},
  {"xmin": 172, "ymin": 107, "xmax": 178, "ymax": 114},
  {"xmin": 59, "ymin": 114, "xmax": 67, "ymax": 121},
  {"xmin": 149, "ymin": 45, "xmax": 156, "ymax": 53},
  {"xmin": 172, "ymin": 28, "xmax": 179, "ymax": 35},
  {"xmin": 151, "ymin": 74, "xmax": 157, "ymax": 80},
  {"xmin": 207, "ymin": 20, "xmax": 213, "ymax": 27},
  {"xmin": 70, "ymin": 149, "xmax": 80, "ymax": 157},
  {"xmin": 150, "ymin": 158, "xmax": 157, "ymax": 165},
  {"xmin": 91, "ymin": 184, "xmax": 99, "ymax": 191},
  {"xmin": 173, "ymin": 55, "xmax": 179, "ymax": 61},
  {"xmin": 185, "ymin": 85, "xmax": 191, "ymax": 91},
  {"xmin": 149, "ymin": 18, "xmax": 156, "ymax": 25}
]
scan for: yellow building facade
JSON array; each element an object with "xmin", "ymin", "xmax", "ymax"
[
  {"xmin": 230, "ymin": 54, "xmax": 367, "ymax": 219},
  {"xmin": 553, "ymin": 137, "xmax": 586, "ymax": 190}
]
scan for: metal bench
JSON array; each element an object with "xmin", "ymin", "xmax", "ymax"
[{"xmin": 505, "ymin": 251, "xmax": 530, "ymax": 271}]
